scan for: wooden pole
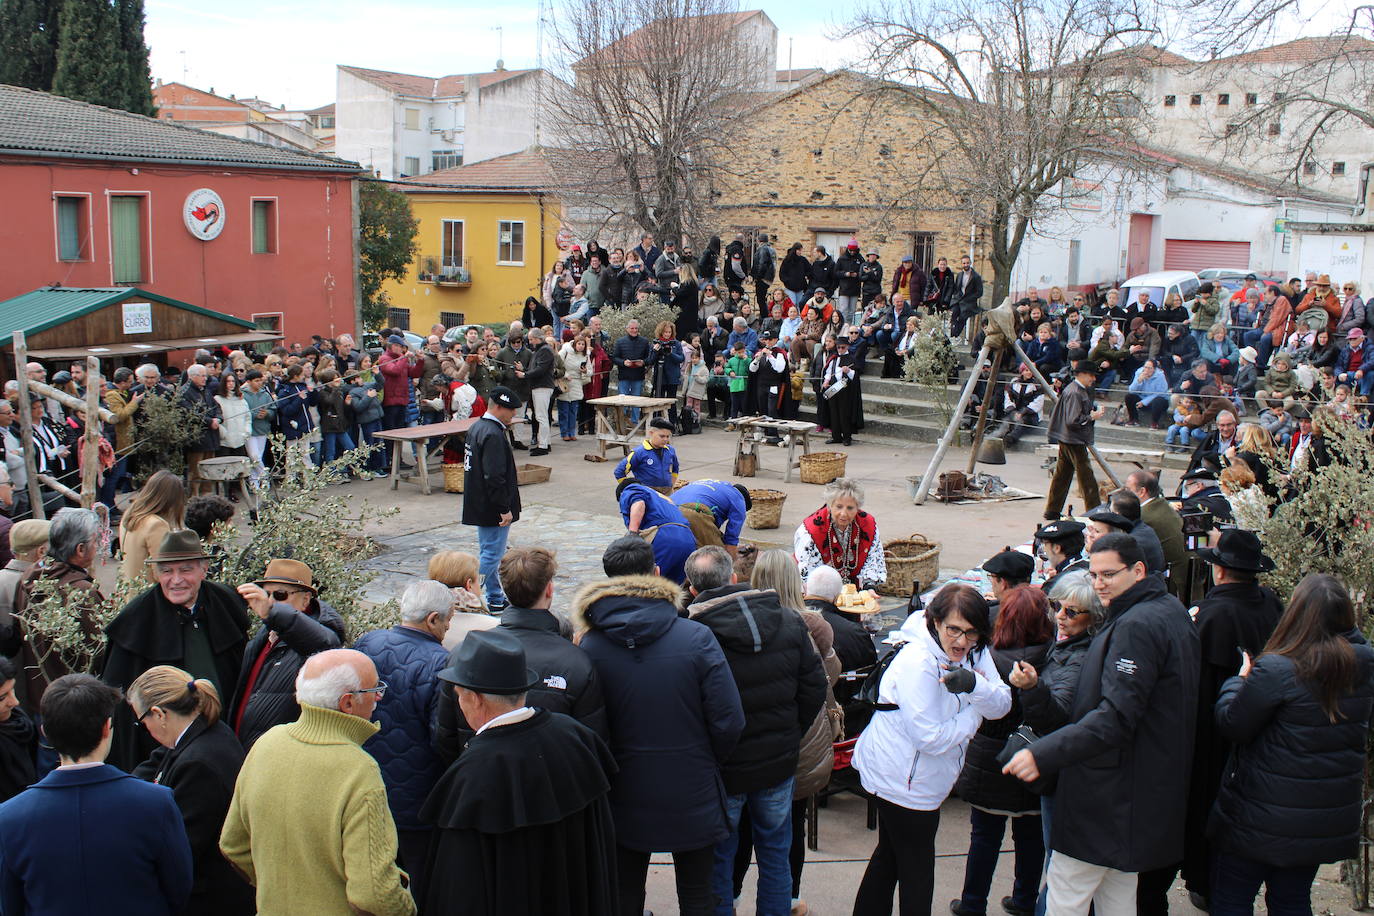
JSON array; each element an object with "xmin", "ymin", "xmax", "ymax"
[
  {"xmin": 26, "ymin": 379, "xmax": 116, "ymax": 424},
  {"xmin": 965, "ymin": 346, "xmax": 1006, "ymax": 474},
  {"xmin": 1007, "ymin": 339, "xmax": 1122, "ymax": 489},
  {"xmin": 80, "ymin": 356, "xmax": 100, "ymax": 508},
  {"xmin": 37, "ymin": 474, "xmax": 80, "ymax": 504},
  {"xmin": 913, "ymin": 343, "xmax": 992, "ymax": 505},
  {"xmin": 12, "ymin": 332, "xmax": 45, "ymax": 520}
]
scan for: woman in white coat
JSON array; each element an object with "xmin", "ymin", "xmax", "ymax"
[{"xmin": 852, "ymin": 584, "xmax": 1012, "ymax": 916}]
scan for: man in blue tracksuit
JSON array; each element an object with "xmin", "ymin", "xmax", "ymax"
[
  {"xmin": 672, "ymin": 479, "xmax": 751, "ymax": 557},
  {"xmin": 613, "ymin": 418, "xmax": 679, "ymax": 493},
  {"xmin": 617, "ymin": 480, "xmax": 696, "ymax": 585}
]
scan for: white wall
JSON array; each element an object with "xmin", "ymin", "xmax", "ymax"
[
  {"xmin": 1291, "ymin": 231, "xmax": 1374, "ymax": 288},
  {"xmin": 463, "ymin": 71, "xmax": 565, "ymax": 165},
  {"xmin": 395, "ymin": 97, "xmax": 465, "ymax": 178},
  {"xmin": 335, "ymin": 69, "xmax": 399, "ymax": 178}
]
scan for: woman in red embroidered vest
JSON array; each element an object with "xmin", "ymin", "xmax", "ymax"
[{"xmin": 793, "ymin": 477, "xmax": 887, "ymax": 589}]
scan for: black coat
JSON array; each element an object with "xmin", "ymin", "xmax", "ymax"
[
  {"xmin": 601, "ymin": 265, "xmax": 628, "ymax": 306},
  {"xmin": 1211, "ymin": 638, "xmax": 1374, "ymax": 865},
  {"xmin": 810, "ymin": 256, "xmax": 837, "ymax": 294},
  {"xmin": 526, "ymin": 342, "xmax": 556, "ymax": 390},
  {"xmin": 0, "ymin": 706, "xmax": 37, "ymax": 803},
  {"xmin": 461, "ymin": 415, "xmax": 521, "ymax": 527},
  {"xmin": 420, "ymin": 710, "xmax": 619, "ymax": 916},
  {"xmin": 835, "ymin": 252, "xmax": 863, "ymax": 296},
  {"xmin": 1030, "ymin": 576, "xmax": 1200, "ymax": 871},
  {"xmin": 927, "ymin": 267, "xmax": 956, "ymax": 307},
  {"xmin": 178, "ymin": 382, "xmax": 221, "ymax": 453},
  {"xmin": 435, "ymin": 605, "xmax": 609, "ymax": 765},
  {"xmin": 859, "ymin": 260, "xmax": 884, "ymax": 299},
  {"xmin": 807, "ymin": 598, "xmax": 877, "ymax": 672},
  {"xmin": 132, "ymin": 717, "xmax": 255, "ymax": 916},
  {"xmin": 101, "ymin": 582, "xmax": 250, "ymax": 772},
  {"xmin": 780, "ymin": 251, "xmax": 811, "ymax": 292},
  {"xmin": 1018, "ymin": 631, "xmax": 1092, "ymax": 737},
  {"xmin": 573, "ymin": 574, "xmax": 745, "ymax": 852},
  {"xmin": 952, "ymin": 268, "xmax": 984, "ymax": 313},
  {"xmin": 956, "ymin": 641, "xmax": 1051, "ymax": 814},
  {"xmin": 687, "ymin": 584, "xmax": 827, "ymax": 794},
  {"xmin": 228, "ymin": 598, "xmax": 345, "ymax": 749}
]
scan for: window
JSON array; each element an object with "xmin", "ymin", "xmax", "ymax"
[
  {"xmin": 910, "ymin": 231, "xmax": 936, "ymax": 274},
  {"xmin": 1302, "ymin": 161, "xmax": 1318, "ymax": 176},
  {"xmin": 1245, "ymin": 92, "xmax": 1258, "ymax": 105},
  {"xmin": 1217, "ymin": 93, "xmax": 1229, "ymax": 106},
  {"xmin": 251, "ymin": 199, "xmax": 276, "ymax": 254},
  {"xmin": 441, "ymin": 220, "xmax": 464, "ymax": 268},
  {"xmin": 251, "ymin": 313, "xmax": 282, "ymax": 354},
  {"xmin": 1163, "ymin": 95, "xmax": 1176, "ymax": 107},
  {"xmin": 404, "ymin": 108, "xmax": 420, "ymax": 130},
  {"xmin": 1333, "ymin": 162, "xmax": 1347, "ymax": 176},
  {"xmin": 403, "ymin": 157, "xmax": 420, "ymax": 176},
  {"xmin": 387, "ymin": 307, "xmax": 411, "ymax": 330},
  {"xmin": 1190, "ymin": 94, "xmax": 1202, "ymax": 106},
  {"xmin": 498, "ymin": 220, "xmax": 525, "ymax": 265},
  {"xmin": 55, "ymin": 195, "xmax": 88, "ymax": 261},
  {"xmin": 432, "ymin": 149, "xmax": 463, "ymax": 171},
  {"xmin": 1224, "ymin": 123, "xmax": 1239, "ymax": 137},
  {"xmin": 1267, "ymin": 121, "xmax": 1281, "ymax": 137},
  {"xmin": 316, "ymin": 115, "xmax": 335, "ymax": 129},
  {"xmin": 439, "ymin": 311, "xmax": 466, "ymax": 328},
  {"xmin": 110, "ymin": 195, "xmax": 144, "ymax": 283},
  {"xmin": 1273, "ymin": 92, "xmax": 1286, "ymax": 102}
]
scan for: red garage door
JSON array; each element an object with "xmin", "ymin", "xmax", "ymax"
[{"xmin": 1163, "ymin": 239, "xmax": 1251, "ymax": 272}]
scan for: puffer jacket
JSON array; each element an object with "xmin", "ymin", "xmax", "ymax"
[
  {"xmin": 353, "ymin": 624, "xmax": 449, "ymax": 830},
  {"xmin": 274, "ymin": 381, "xmax": 316, "ymax": 441},
  {"xmin": 1210, "ymin": 638, "xmax": 1374, "ymax": 866},
  {"xmin": 852, "ymin": 611, "xmax": 1011, "ymax": 811},
  {"xmin": 1019, "ymin": 631, "xmax": 1093, "ymax": 736},
  {"xmin": 954, "ymin": 641, "xmax": 1050, "ymax": 814},
  {"xmin": 687, "ymin": 584, "xmax": 828, "ymax": 795},
  {"xmin": 229, "ymin": 598, "xmax": 345, "ymax": 749},
  {"xmin": 794, "ymin": 609, "xmax": 842, "ymax": 799},
  {"xmin": 835, "ymin": 252, "xmax": 864, "ymax": 296},
  {"xmin": 573, "ymin": 574, "xmax": 745, "ymax": 853},
  {"xmin": 348, "ymin": 377, "xmax": 384, "ymax": 425}
]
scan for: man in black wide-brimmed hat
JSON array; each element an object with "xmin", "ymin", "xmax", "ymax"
[
  {"xmin": 420, "ymin": 629, "xmax": 618, "ymax": 915},
  {"xmin": 1141, "ymin": 528, "xmax": 1283, "ymax": 912}
]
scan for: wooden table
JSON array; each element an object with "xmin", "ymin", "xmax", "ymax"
[
  {"xmin": 728, "ymin": 416, "xmax": 817, "ymax": 483},
  {"xmin": 1034, "ymin": 444, "xmax": 1190, "ymax": 474},
  {"xmin": 375, "ymin": 417, "xmax": 478, "ymax": 495},
  {"xmin": 585, "ymin": 395, "xmax": 678, "ymax": 458}
]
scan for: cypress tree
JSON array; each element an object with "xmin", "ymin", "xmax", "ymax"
[
  {"xmin": 115, "ymin": 0, "xmax": 153, "ymax": 115},
  {"xmin": 0, "ymin": 0, "xmax": 60, "ymax": 90},
  {"xmin": 51, "ymin": 0, "xmax": 123, "ymax": 109}
]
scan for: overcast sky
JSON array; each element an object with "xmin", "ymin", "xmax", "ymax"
[{"xmin": 144, "ymin": 0, "xmax": 1348, "ymax": 110}]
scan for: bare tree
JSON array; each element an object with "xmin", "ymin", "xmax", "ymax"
[
  {"xmin": 846, "ymin": 0, "xmax": 1157, "ymax": 303},
  {"xmin": 546, "ymin": 0, "xmax": 772, "ymax": 246}
]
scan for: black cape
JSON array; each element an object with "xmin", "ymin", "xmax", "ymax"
[{"xmin": 419, "ymin": 709, "xmax": 618, "ymax": 916}]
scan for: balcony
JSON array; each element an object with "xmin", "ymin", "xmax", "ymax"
[{"xmin": 417, "ymin": 255, "xmax": 472, "ymax": 287}]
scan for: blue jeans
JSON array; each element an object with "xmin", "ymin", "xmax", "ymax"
[
  {"xmin": 557, "ymin": 400, "xmax": 579, "ymax": 438},
  {"xmin": 835, "ymin": 295, "xmax": 858, "ymax": 325},
  {"xmin": 714, "ymin": 776, "xmax": 794, "ymax": 916},
  {"xmin": 1094, "ymin": 369, "xmax": 1118, "ymax": 391},
  {"xmin": 618, "ymin": 378, "xmax": 644, "ymax": 422},
  {"xmin": 382, "ymin": 404, "xmax": 408, "ymax": 465},
  {"xmin": 321, "ymin": 430, "xmax": 356, "ymax": 464},
  {"xmin": 357, "ymin": 419, "xmax": 384, "ymax": 472},
  {"xmin": 476, "ymin": 524, "xmax": 512, "ymax": 608},
  {"xmin": 1210, "ymin": 852, "xmax": 1318, "ymax": 915},
  {"xmin": 958, "ymin": 808, "xmax": 1044, "ymax": 914},
  {"xmin": 98, "ymin": 456, "xmax": 128, "ymax": 510},
  {"xmin": 1035, "ymin": 796, "xmax": 1054, "ymax": 916}
]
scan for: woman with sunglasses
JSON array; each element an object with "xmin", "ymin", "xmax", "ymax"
[
  {"xmin": 852, "ymin": 584, "xmax": 1011, "ymax": 915},
  {"xmin": 128, "ymin": 665, "xmax": 255, "ymax": 916}
]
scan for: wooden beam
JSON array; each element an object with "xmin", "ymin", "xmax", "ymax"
[
  {"xmin": 913, "ymin": 343, "xmax": 992, "ymax": 505},
  {"xmin": 80, "ymin": 356, "xmax": 100, "ymax": 508},
  {"xmin": 12, "ymin": 332, "xmax": 45, "ymax": 520},
  {"xmin": 1007, "ymin": 339, "xmax": 1122, "ymax": 489},
  {"xmin": 965, "ymin": 346, "xmax": 1005, "ymax": 474},
  {"xmin": 36, "ymin": 474, "xmax": 79, "ymax": 504},
  {"xmin": 26, "ymin": 379, "xmax": 116, "ymax": 424}
]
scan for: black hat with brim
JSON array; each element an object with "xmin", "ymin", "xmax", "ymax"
[
  {"xmin": 1085, "ymin": 505, "xmax": 1134, "ymax": 531},
  {"xmin": 1037, "ymin": 518, "xmax": 1086, "ymax": 542},
  {"xmin": 1073, "ymin": 360, "xmax": 1101, "ymax": 377},
  {"xmin": 1195, "ymin": 528, "xmax": 1275, "ymax": 572},
  {"xmin": 982, "ymin": 548, "xmax": 1035, "ymax": 581},
  {"xmin": 437, "ymin": 629, "xmax": 541, "ymax": 694}
]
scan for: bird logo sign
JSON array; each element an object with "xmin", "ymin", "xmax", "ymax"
[{"xmin": 182, "ymin": 188, "xmax": 226, "ymax": 241}]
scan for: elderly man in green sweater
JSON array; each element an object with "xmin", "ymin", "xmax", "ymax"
[{"xmin": 220, "ymin": 648, "xmax": 416, "ymax": 916}]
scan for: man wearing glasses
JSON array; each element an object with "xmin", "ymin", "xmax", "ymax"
[
  {"xmin": 227, "ymin": 557, "xmax": 345, "ymax": 749},
  {"xmin": 1003, "ymin": 532, "xmax": 1199, "ymax": 915},
  {"xmin": 221, "ymin": 649, "xmax": 416, "ymax": 916}
]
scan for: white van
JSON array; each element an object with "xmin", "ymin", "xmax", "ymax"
[{"xmin": 1119, "ymin": 270, "xmax": 1201, "ymax": 311}]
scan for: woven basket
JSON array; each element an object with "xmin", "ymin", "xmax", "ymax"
[
  {"xmin": 877, "ymin": 534, "xmax": 941, "ymax": 597},
  {"xmin": 442, "ymin": 463, "xmax": 464, "ymax": 493},
  {"xmin": 798, "ymin": 451, "xmax": 847, "ymax": 485},
  {"xmin": 746, "ymin": 489, "xmax": 786, "ymax": 529}
]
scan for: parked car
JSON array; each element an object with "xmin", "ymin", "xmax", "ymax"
[
  {"xmin": 362, "ymin": 329, "xmax": 424, "ymax": 356},
  {"xmin": 1119, "ymin": 270, "xmax": 1201, "ymax": 312},
  {"xmin": 1199, "ymin": 270, "xmax": 1285, "ymax": 297}
]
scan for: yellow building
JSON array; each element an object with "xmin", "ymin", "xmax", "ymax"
[{"xmin": 386, "ymin": 150, "xmax": 563, "ymax": 328}]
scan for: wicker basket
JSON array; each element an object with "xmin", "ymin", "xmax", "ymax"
[
  {"xmin": 442, "ymin": 463, "xmax": 464, "ymax": 493},
  {"xmin": 746, "ymin": 489, "xmax": 786, "ymax": 529},
  {"xmin": 876, "ymin": 534, "xmax": 941, "ymax": 597},
  {"xmin": 798, "ymin": 451, "xmax": 847, "ymax": 485}
]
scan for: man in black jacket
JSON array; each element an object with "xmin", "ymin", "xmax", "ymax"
[
  {"xmin": 462, "ymin": 387, "xmax": 523, "ymax": 612},
  {"xmin": 809, "ymin": 245, "xmax": 837, "ymax": 298},
  {"xmin": 802, "ymin": 564, "xmax": 875, "ymax": 673},
  {"xmin": 611, "ymin": 320, "xmax": 652, "ymax": 423},
  {"xmin": 1044, "ymin": 361, "xmax": 1105, "ymax": 521},
  {"xmin": 950, "ymin": 254, "xmax": 985, "ymax": 345},
  {"xmin": 496, "ymin": 331, "xmax": 534, "ymax": 449},
  {"xmin": 228, "ymin": 558, "xmax": 345, "ymax": 749},
  {"xmin": 859, "ymin": 250, "xmax": 884, "ymax": 307},
  {"xmin": 684, "ymin": 546, "xmax": 826, "ymax": 916},
  {"xmin": 835, "ymin": 242, "xmax": 864, "ymax": 325},
  {"xmin": 750, "ymin": 233, "xmax": 776, "ymax": 305},
  {"xmin": 434, "ymin": 547, "xmax": 608, "ymax": 764},
  {"xmin": 178, "ymin": 364, "xmax": 221, "ymax": 496},
  {"xmin": 525, "ymin": 329, "xmax": 557, "ymax": 456},
  {"xmin": 1003, "ymin": 533, "xmax": 1199, "ymax": 915}
]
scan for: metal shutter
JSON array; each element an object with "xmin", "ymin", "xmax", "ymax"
[{"xmin": 1162, "ymin": 239, "xmax": 1251, "ymax": 272}]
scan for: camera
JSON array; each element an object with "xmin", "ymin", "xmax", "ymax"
[{"xmin": 1180, "ymin": 508, "xmax": 1213, "ymax": 539}]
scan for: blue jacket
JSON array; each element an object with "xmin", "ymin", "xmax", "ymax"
[
  {"xmin": 614, "ymin": 440, "xmax": 679, "ymax": 488},
  {"xmin": 572, "ymin": 574, "xmax": 744, "ymax": 852},
  {"xmin": 646, "ymin": 338, "xmax": 685, "ymax": 387},
  {"xmin": 672, "ymin": 479, "xmax": 747, "ymax": 546},
  {"xmin": 728, "ymin": 328, "xmax": 759, "ymax": 356},
  {"xmin": 617, "ymin": 483, "xmax": 696, "ymax": 584},
  {"xmin": 1336, "ymin": 339, "xmax": 1374, "ymax": 376},
  {"xmin": 275, "ymin": 381, "xmax": 316, "ymax": 441},
  {"xmin": 0, "ymin": 763, "xmax": 193, "ymax": 916},
  {"xmin": 1024, "ymin": 336, "xmax": 1065, "ymax": 374},
  {"xmin": 1128, "ymin": 366, "xmax": 1170, "ymax": 405},
  {"xmin": 354, "ymin": 625, "xmax": 451, "ymax": 831},
  {"xmin": 347, "ymin": 377, "xmax": 384, "ymax": 425}
]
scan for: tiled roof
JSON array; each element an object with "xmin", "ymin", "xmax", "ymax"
[
  {"xmin": 306, "ymin": 102, "xmax": 335, "ymax": 116},
  {"xmin": 776, "ymin": 68, "xmax": 824, "ymax": 82},
  {"xmin": 0, "ymin": 84, "xmax": 360, "ymax": 172},
  {"xmin": 1218, "ymin": 34, "xmax": 1374, "ymax": 65},
  {"xmin": 576, "ymin": 10, "xmax": 769, "ymax": 68},
  {"xmin": 338, "ymin": 65, "xmax": 531, "ymax": 99},
  {"xmin": 396, "ymin": 148, "xmax": 554, "ymax": 190}
]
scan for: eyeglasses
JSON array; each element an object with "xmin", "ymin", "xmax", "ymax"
[
  {"xmin": 1088, "ymin": 567, "xmax": 1129, "ymax": 582},
  {"xmin": 137, "ymin": 706, "xmax": 158, "ymax": 724},
  {"xmin": 350, "ymin": 680, "xmax": 388, "ymax": 700},
  {"xmin": 1058, "ymin": 605, "xmax": 1092, "ymax": 619},
  {"xmin": 270, "ymin": 589, "xmax": 303, "ymax": 602},
  {"xmin": 943, "ymin": 624, "xmax": 981, "ymax": 642}
]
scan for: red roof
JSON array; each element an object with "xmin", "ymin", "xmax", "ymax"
[
  {"xmin": 395, "ymin": 148, "xmax": 554, "ymax": 190},
  {"xmin": 576, "ymin": 10, "xmax": 769, "ymax": 68},
  {"xmin": 338, "ymin": 65, "xmax": 531, "ymax": 99},
  {"xmin": 1218, "ymin": 34, "xmax": 1374, "ymax": 65}
]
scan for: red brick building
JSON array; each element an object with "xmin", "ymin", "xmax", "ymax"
[{"xmin": 0, "ymin": 85, "xmax": 363, "ymax": 347}]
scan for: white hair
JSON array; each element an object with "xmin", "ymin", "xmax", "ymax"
[
  {"xmin": 295, "ymin": 660, "xmax": 361, "ymax": 709},
  {"xmin": 400, "ymin": 580, "xmax": 456, "ymax": 624},
  {"xmin": 805, "ymin": 565, "xmax": 844, "ymax": 602},
  {"xmin": 135, "ymin": 363, "xmax": 159, "ymax": 379},
  {"xmin": 186, "ymin": 364, "xmax": 208, "ymax": 380},
  {"xmin": 823, "ymin": 477, "xmax": 865, "ymax": 508}
]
